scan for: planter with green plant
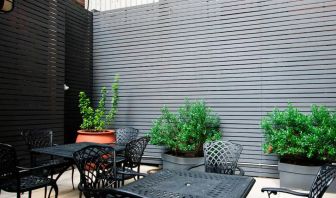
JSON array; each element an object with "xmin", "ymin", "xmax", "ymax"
[
  {"xmin": 261, "ymin": 103, "xmax": 336, "ymax": 190},
  {"xmin": 76, "ymin": 74, "xmax": 119, "ymax": 144},
  {"xmin": 150, "ymin": 99, "xmax": 222, "ymax": 169}
]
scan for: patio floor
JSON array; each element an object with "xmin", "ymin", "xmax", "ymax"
[{"xmin": 1, "ymin": 165, "xmax": 335, "ymax": 198}]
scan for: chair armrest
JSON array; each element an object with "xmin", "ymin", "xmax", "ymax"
[
  {"xmin": 117, "ymin": 170, "xmax": 147, "ymax": 178},
  {"xmin": 17, "ymin": 163, "xmax": 56, "ymax": 177},
  {"xmin": 236, "ymin": 166, "xmax": 245, "ymax": 176},
  {"xmin": 187, "ymin": 163, "xmax": 204, "ymax": 171},
  {"xmin": 261, "ymin": 187, "xmax": 309, "ymax": 197}
]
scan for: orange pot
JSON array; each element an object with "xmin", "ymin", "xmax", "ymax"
[{"xmin": 76, "ymin": 129, "xmax": 116, "ymax": 144}]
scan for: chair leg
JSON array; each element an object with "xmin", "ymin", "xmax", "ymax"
[
  {"xmin": 16, "ymin": 192, "xmax": 20, "ymax": 198},
  {"xmin": 50, "ymin": 182, "xmax": 58, "ymax": 198},
  {"xmin": 28, "ymin": 190, "xmax": 32, "ymax": 198},
  {"xmin": 122, "ymin": 174, "xmax": 125, "ymax": 186},
  {"xmin": 71, "ymin": 165, "xmax": 75, "ymax": 189},
  {"xmin": 137, "ymin": 166, "xmax": 140, "ymax": 180},
  {"xmin": 44, "ymin": 186, "xmax": 47, "ymax": 198}
]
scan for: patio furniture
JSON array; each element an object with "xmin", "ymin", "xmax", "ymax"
[
  {"xmin": 21, "ymin": 129, "xmax": 75, "ymax": 189},
  {"xmin": 261, "ymin": 164, "xmax": 336, "ymax": 198},
  {"xmin": 31, "ymin": 142, "xmax": 126, "ymax": 194},
  {"xmin": 119, "ymin": 169, "xmax": 255, "ymax": 198},
  {"xmin": 73, "ymin": 145, "xmax": 118, "ymax": 198},
  {"xmin": 188, "ymin": 140, "xmax": 244, "ymax": 175},
  {"xmin": 100, "ymin": 188, "xmax": 149, "ymax": 198},
  {"xmin": 116, "ymin": 137, "xmax": 150, "ymax": 186},
  {"xmin": 31, "ymin": 142, "xmax": 125, "ymax": 159},
  {"xmin": 116, "ymin": 127, "xmax": 139, "ymax": 145},
  {"xmin": 0, "ymin": 143, "xmax": 58, "ymax": 198}
]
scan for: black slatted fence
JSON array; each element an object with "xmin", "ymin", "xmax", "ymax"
[
  {"xmin": 64, "ymin": 0, "xmax": 93, "ymax": 143},
  {"xmin": 0, "ymin": 0, "xmax": 92, "ymax": 164}
]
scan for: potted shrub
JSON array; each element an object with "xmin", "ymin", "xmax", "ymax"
[
  {"xmin": 150, "ymin": 99, "xmax": 222, "ymax": 169},
  {"xmin": 76, "ymin": 74, "xmax": 119, "ymax": 144},
  {"xmin": 261, "ymin": 103, "xmax": 336, "ymax": 190}
]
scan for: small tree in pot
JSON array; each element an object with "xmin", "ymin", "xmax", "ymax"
[
  {"xmin": 261, "ymin": 104, "xmax": 336, "ymax": 165},
  {"xmin": 76, "ymin": 74, "xmax": 119, "ymax": 143},
  {"xmin": 150, "ymin": 99, "xmax": 222, "ymax": 169},
  {"xmin": 261, "ymin": 103, "xmax": 336, "ymax": 190}
]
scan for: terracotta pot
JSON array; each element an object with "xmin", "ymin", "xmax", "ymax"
[{"xmin": 76, "ymin": 129, "xmax": 116, "ymax": 144}]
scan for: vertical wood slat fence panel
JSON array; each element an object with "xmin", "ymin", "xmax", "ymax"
[
  {"xmin": 93, "ymin": 0, "xmax": 336, "ymax": 177},
  {"xmin": 0, "ymin": 0, "xmax": 92, "ymax": 164},
  {"xmin": 0, "ymin": 0, "xmax": 66, "ymax": 164},
  {"xmin": 64, "ymin": 0, "xmax": 93, "ymax": 143}
]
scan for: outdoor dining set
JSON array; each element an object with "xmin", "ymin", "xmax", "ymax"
[{"xmin": 0, "ymin": 128, "xmax": 335, "ymax": 198}]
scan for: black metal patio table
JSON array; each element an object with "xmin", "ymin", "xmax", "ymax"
[
  {"xmin": 119, "ymin": 169, "xmax": 255, "ymax": 198},
  {"xmin": 31, "ymin": 142, "xmax": 125, "ymax": 159},
  {"xmin": 31, "ymin": 142, "xmax": 126, "ymax": 190}
]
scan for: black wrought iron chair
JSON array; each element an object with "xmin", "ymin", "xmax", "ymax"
[
  {"xmin": 261, "ymin": 164, "xmax": 336, "ymax": 198},
  {"xmin": 116, "ymin": 128, "xmax": 139, "ymax": 145},
  {"xmin": 73, "ymin": 145, "xmax": 119, "ymax": 198},
  {"xmin": 21, "ymin": 129, "xmax": 75, "ymax": 189},
  {"xmin": 116, "ymin": 137, "xmax": 150, "ymax": 186},
  {"xmin": 0, "ymin": 143, "xmax": 58, "ymax": 198},
  {"xmin": 188, "ymin": 140, "xmax": 244, "ymax": 175}
]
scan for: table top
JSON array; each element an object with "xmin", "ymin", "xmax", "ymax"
[
  {"xmin": 120, "ymin": 169, "xmax": 255, "ymax": 198},
  {"xmin": 32, "ymin": 142, "xmax": 125, "ymax": 159}
]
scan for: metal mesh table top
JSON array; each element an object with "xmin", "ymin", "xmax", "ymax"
[
  {"xmin": 121, "ymin": 169, "xmax": 255, "ymax": 198},
  {"xmin": 32, "ymin": 142, "xmax": 125, "ymax": 159}
]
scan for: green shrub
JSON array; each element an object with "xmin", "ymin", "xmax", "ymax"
[
  {"xmin": 261, "ymin": 104, "xmax": 336, "ymax": 165},
  {"xmin": 78, "ymin": 74, "xmax": 119, "ymax": 131},
  {"xmin": 150, "ymin": 99, "xmax": 222, "ymax": 157}
]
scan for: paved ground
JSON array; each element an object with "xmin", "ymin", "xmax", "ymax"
[{"xmin": 1, "ymin": 165, "xmax": 335, "ymax": 198}]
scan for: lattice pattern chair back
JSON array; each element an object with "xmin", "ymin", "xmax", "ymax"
[
  {"xmin": 124, "ymin": 137, "xmax": 150, "ymax": 169},
  {"xmin": 0, "ymin": 143, "xmax": 59, "ymax": 198},
  {"xmin": 308, "ymin": 165, "xmax": 336, "ymax": 198},
  {"xmin": 0, "ymin": 143, "xmax": 17, "ymax": 182},
  {"xmin": 73, "ymin": 145, "xmax": 117, "ymax": 197},
  {"xmin": 116, "ymin": 128, "xmax": 139, "ymax": 145},
  {"xmin": 21, "ymin": 129, "xmax": 53, "ymax": 149},
  {"xmin": 21, "ymin": 128, "xmax": 75, "ymax": 190},
  {"xmin": 203, "ymin": 140, "xmax": 243, "ymax": 175}
]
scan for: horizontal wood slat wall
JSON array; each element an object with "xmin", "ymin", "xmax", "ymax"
[
  {"xmin": 93, "ymin": 0, "xmax": 336, "ymax": 177},
  {"xmin": 0, "ymin": 0, "xmax": 66, "ymax": 164},
  {"xmin": 64, "ymin": 0, "xmax": 93, "ymax": 143}
]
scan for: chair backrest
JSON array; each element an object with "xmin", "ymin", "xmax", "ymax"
[
  {"xmin": 0, "ymin": 143, "xmax": 18, "ymax": 188},
  {"xmin": 308, "ymin": 164, "xmax": 336, "ymax": 198},
  {"xmin": 21, "ymin": 129, "xmax": 54, "ymax": 167},
  {"xmin": 124, "ymin": 137, "xmax": 150, "ymax": 169},
  {"xmin": 21, "ymin": 129, "xmax": 53, "ymax": 149},
  {"xmin": 203, "ymin": 140, "xmax": 242, "ymax": 175},
  {"xmin": 116, "ymin": 127, "xmax": 139, "ymax": 145},
  {"xmin": 73, "ymin": 145, "xmax": 117, "ymax": 197}
]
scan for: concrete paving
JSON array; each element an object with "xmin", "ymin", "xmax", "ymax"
[{"xmin": 1, "ymin": 165, "xmax": 335, "ymax": 198}]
